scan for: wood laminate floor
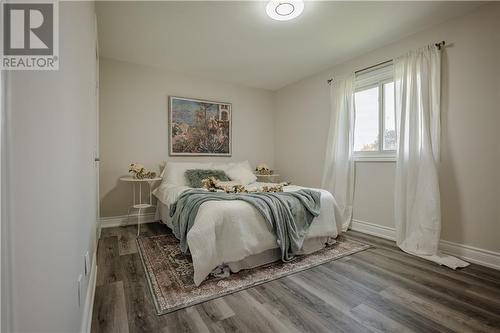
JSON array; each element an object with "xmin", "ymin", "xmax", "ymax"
[{"xmin": 91, "ymin": 223, "xmax": 500, "ymax": 333}]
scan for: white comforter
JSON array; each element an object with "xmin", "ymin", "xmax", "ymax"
[{"xmin": 153, "ymin": 182, "xmax": 340, "ymax": 285}]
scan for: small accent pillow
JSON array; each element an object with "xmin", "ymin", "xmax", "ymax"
[
  {"xmin": 184, "ymin": 169, "xmax": 230, "ymax": 188},
  {"xmin": 225, "ymin": 164, "xmax": 257, "ymax": 185}
]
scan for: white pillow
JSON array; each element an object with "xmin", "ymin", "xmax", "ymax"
[
  {"xmin": 212, "ymin": 160, "xmax": 253, "ymax": 172},
  {"xmin": 225, "ymin": 164, "xmax": 257, "ymax": 185},
  {"xmin": 215, "ymin": 180, "xmax": 242, "ymax": 187},
  {"xmin": 210, "ymin": 162, "xmax": 232, "ymax": 173},
  {"xmin": 159, "ymin": 161, "xmax": 167, "ymax": 178},
  {"xmin": 238, "ymin": 160, "xmax": 253, "ymax": 172}
]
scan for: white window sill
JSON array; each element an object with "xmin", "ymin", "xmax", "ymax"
[{"xmin": 353, "ymin": 155, "xmax": 396, "ymax": 162}]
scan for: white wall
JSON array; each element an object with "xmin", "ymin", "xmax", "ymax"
[
  {"xmin": 1, "ymin": 61, "xmax": 9, "ymax": 333},
  {"xmin": 274, "ymin": 3, "xmax": 500, "ymax": 252},
  {"xmin": 4, "ymin": 2, "xmax": 98, "ymax": 332},
  {"xmin": 99, "ymin": 58, "xmax": 275, "ymax": 217}
]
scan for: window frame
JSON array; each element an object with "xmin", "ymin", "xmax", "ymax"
[{"xmin": 353, "ymin": 64, "xmax": 396, "ymax": 162}]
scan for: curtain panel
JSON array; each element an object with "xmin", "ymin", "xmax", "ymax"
[
  {"xmin": 321, "ymin": 75, "xmax": 355, "ymax": 232},
  {"xmin": 394, "ymin": 45, "xmax": 468, "ymax": 268}
]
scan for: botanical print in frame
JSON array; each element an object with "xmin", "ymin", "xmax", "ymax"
[{"xmin": 169, "ymin": 96, "xmax": 232, "ymax": 156}]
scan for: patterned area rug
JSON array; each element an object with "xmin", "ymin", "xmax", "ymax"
[{"xmin": 137, "ymin": 233, "xmax": 369, "ymax": 315}]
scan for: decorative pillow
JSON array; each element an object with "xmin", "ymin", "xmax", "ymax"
[
  {"xmin": 164, "ymin": 162, "xmax": 212, "ymax": 185},
  {"xmin": 184, "ymin": 169, "xmax": 230, "ymax": 188},
  {"xmin": 225, "ymin": 164, "xmax": 257, "ymax": 185}
]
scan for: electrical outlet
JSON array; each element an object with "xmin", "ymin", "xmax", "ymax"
[
  {"xmin": 84, "ymin": 251, "xmax": 90, "ymax": 276},
  {"xmin": 77, "ymin": 274, "xmax": 83, "ymax": 307}
]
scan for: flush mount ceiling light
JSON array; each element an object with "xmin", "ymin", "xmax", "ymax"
[{"xmin": 266, "ymin": 0, "xmax": 304, "ymax": 21}]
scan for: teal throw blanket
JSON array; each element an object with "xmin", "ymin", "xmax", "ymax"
[{"xmin": 169, "ymin": 189, "xmax": 321, "ymax": 261}]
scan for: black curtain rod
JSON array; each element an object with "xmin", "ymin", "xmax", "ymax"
[
  {"xmin": 327, "ymin": 41, "xmax": 446, "ymax": 85},
  {"xmin": 355, "ymin": 59, "xmax": 393, "ymax": 75}
]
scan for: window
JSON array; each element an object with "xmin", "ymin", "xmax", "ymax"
[{"xmin": 353, "ymin": 64, "xmax": 396, "ymax": 160}]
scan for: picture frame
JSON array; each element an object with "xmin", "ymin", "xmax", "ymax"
[{"xmin": 169, "ymin": 96, "xmax": 232, "ymax": 156}]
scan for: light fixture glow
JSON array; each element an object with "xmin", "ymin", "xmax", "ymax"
[
  {"xmin": 276, "ymin": 3, "xmax": 294, "ymax": 16},
  {"xmin": 266, "ymin": 1, "xmax": 304, "ymax": 21}
]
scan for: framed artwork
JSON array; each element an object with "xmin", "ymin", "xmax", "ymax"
[{"xmin": 169, "ymin": 96, "xmax": 232, "ymax": 156}]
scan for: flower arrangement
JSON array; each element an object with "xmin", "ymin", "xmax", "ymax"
[
  {"xmin": 255, "ymin": 163, "xmax": 273, "ymax": 175},
  {"xmin": 201, "ymin": 177, "xmax": 221, "ymax": 192},
  {"xmin": 201, "ymin": 176, "xmax": 287, "ymax": 193},
  {"xmin": 261, "ymin": 184, "xmax": 284, "ymax": 193},
  {"xmin": 129, "ymin": 163, "xmax": 157, "ymax": 179}
]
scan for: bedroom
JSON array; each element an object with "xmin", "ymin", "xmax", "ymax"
[{"xmin": 1, "ymin": 1, "xmax": 500, "ymax": 332}]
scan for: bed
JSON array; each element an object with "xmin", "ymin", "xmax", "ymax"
[{"xmin": 153, "ymin": 161, "xmax": 341, "ymax": 286}]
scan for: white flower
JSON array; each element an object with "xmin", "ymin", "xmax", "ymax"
[{"xmin": 256, "ymin": 163, "xmax": 269, "ymax": 171}]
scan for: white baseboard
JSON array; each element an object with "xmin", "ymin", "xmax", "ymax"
[
  {"xmin": 350, "ymin": 219, "xmax": 500, "ymax": 270},
  {"xmin": 80, "ymin": 252, "xmax": 97, "ymax": 333},
  {"xmin": 351, "ymin": 219, "xmax": 396, "ymax": 241},
  {"xmin": 99, "ymin": 213, "xmax": 157, "ymax": 228},
  {"xmin": 439, "ymin": 240, "xmax": 500, "ymax": 271}
]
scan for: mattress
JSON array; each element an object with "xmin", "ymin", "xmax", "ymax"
[{"xmin": 153, "ymin": 182, "xmax": 340, "ymax": 285}]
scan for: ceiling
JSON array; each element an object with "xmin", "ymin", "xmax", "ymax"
[{"xmin": 96, "ymin": 1, "xmax": 482, "ymax": 90}]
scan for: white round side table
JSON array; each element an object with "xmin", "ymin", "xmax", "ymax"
[{"xmin": 120, "ymin": 176, "xmax": 162, "ymax": 236}]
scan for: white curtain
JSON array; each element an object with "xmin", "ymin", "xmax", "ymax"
[
  {"xmin": 394, "ymin": 45, "xmax": 468, "ymax": 268},
  {"xmin": 321, "ymin": 75, "xmax": 355, "ymax": 232}
]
